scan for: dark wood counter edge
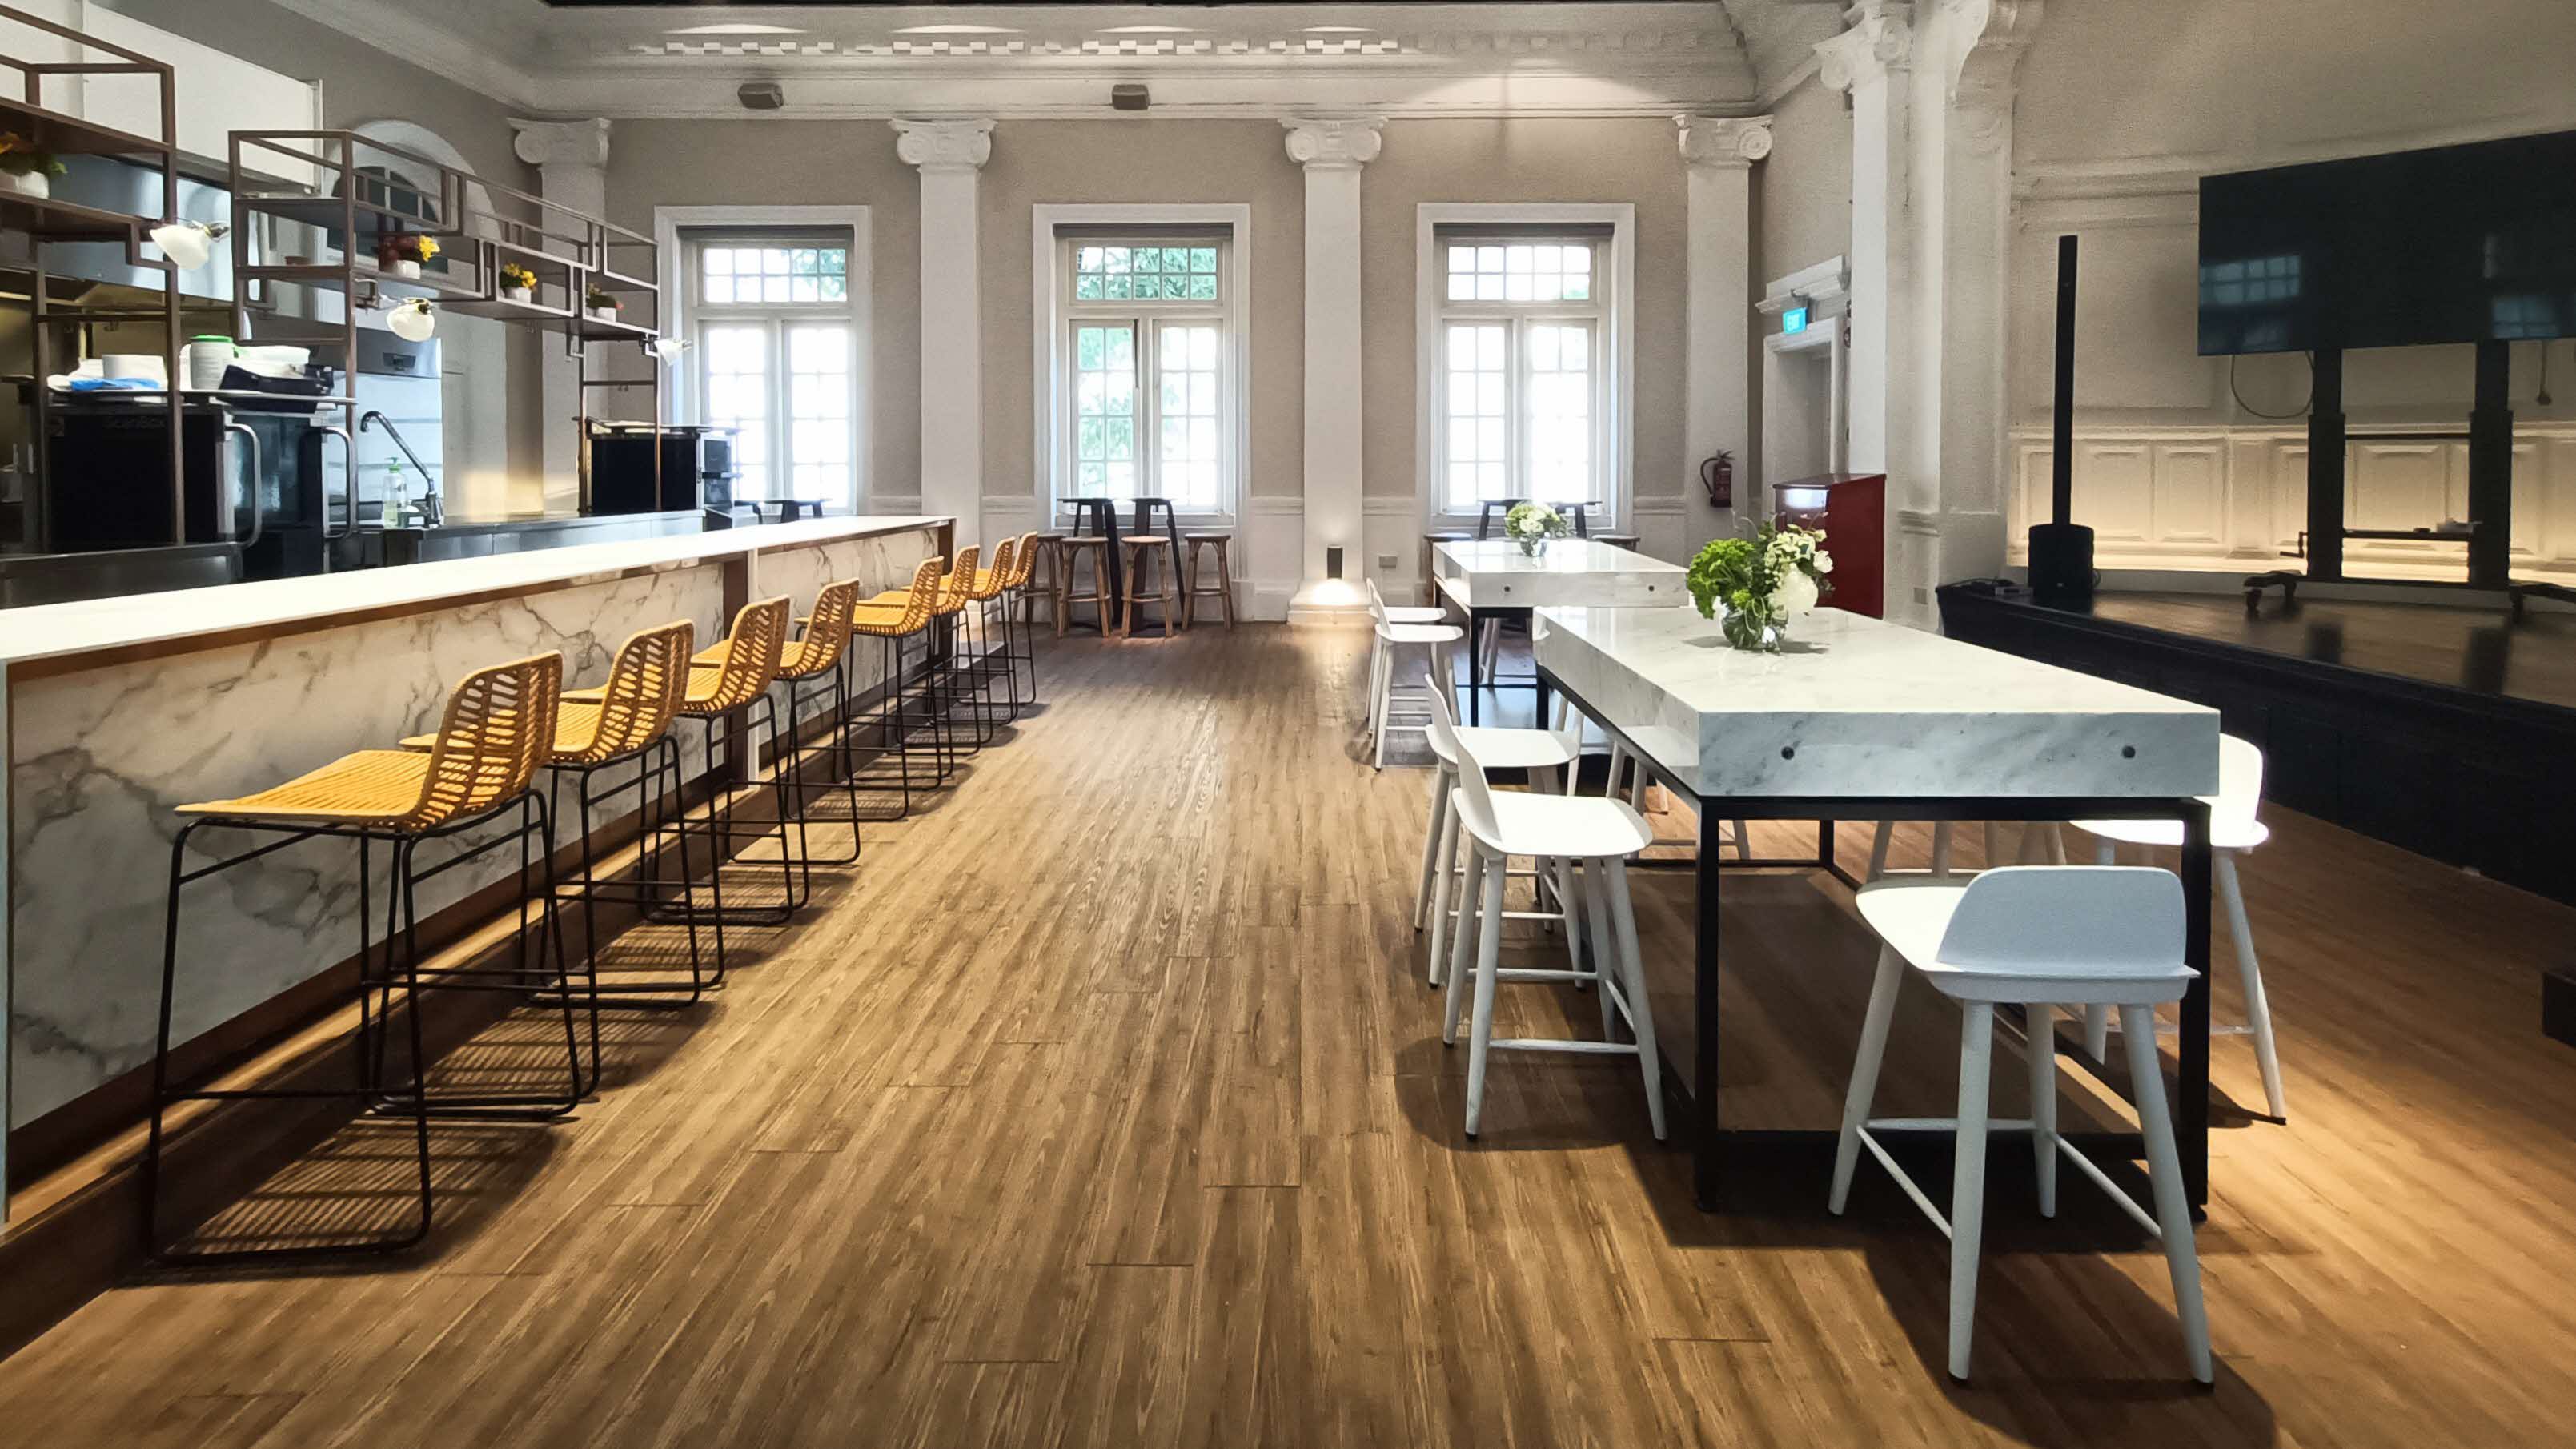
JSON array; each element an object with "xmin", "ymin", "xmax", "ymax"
[{"xmin": 2, "ymin": 516, "xmax": 957, "ymax": 684}]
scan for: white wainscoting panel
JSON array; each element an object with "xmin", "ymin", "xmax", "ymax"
[
  {"xmin": 1244, "ymin": 495, "xmax": 1303, "ymax": 620},
  {"xmin": 2008, "ymin": 423, "xmax": 2576, "ymax": 578}
]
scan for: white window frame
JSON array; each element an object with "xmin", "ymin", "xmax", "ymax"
[
  {"xmin": 1033, "ymin": 203, "xmax": 1252, "ymax": 525},
  {"xmin": 654, "ymin": 204, "xmax": 871, "ymax": 508},
  {"xmin": 1414, "ymin": 203, "xmax": 1635, "ymax": 532}
]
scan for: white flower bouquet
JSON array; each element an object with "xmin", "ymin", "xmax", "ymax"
[
  {"xmin": 1503, "ymin": 501, "xmax": 1569, "ymax": 557},
  {"xmin": 1685, "ymin": 519, "xmax": 1834, "ymax": 652}
]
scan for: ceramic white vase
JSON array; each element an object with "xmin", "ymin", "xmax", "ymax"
[
  {"xmin": 390, "ymin": 259, "xmax": 421, "ymax": 279},
  {"xmin": 590, "ymin": 306, "xmax": 618, "ymax": 323},
  {"xmin": 503, "ymin": 286, "xmax": 533, "ymax": 303},
  {"xmin": 6, "ymin": 170, "xmax": 50, "ymax": 199}
]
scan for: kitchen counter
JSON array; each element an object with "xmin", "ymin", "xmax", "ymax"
[{"xmin": 0, "ymin": 515, "xmax": 955, "ymax": 1215}]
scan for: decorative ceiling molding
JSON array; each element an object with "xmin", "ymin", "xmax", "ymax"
[{"xmin": 247, "ymin": 1, "xmax": 1773, "ymax": 119}]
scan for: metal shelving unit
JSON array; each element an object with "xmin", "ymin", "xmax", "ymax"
[
  {"xmin": 0, "ymin": 4, "xmax": 185, "ymax": 549},
  {"xmin": 225, "ymin": 128, "xmax": 664, "ymax": 526}
]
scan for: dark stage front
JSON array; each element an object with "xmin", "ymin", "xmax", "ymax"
[{"xmin": 1941, "ymin": 583, "xmax": 2576, "ymax": 910}]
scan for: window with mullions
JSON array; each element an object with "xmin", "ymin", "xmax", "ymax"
[
  {"xmin": 1433, "ymin": 236, "xmax": 1610, "ymax": 514},
  {"xmin": 1057, "ymin": 239, "xmax": 1234, "ymax": 513},
  {"xmin": 687, "ymin": 235, "xmax": 856, "ymax": 504}
]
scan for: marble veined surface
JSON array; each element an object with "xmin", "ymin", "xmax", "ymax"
[
  {"xmin": 6, "ymin": 523, "xmax": 943, "ymax": 1129},
  {"xmin": 1434, "ymin": 539, "xmax": 1685, "ymax": 610},
  {"xmin": 1533, "ymin": 603, "xmax": 2219, "ymax": 801}
]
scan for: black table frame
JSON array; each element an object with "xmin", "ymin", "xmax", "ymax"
[
  {"xmin": 1451, "ymin": 599, "xmax": 1549, "ymax": 727},
  {"xmin": 1536, "ymin": 662, "xmax": 2217, "ymax": 1215}
]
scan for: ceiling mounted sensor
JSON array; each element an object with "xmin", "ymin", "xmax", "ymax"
[
  {"xmin": 738, "ymin": 81, "xmax": 785, "ymax": 112},
  {"xmin": 1111, "ymin": 83, "xmax": 1150, "ymax": 113}
]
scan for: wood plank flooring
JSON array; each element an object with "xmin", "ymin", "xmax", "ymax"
[{"xmin": 6, "ymin": 622, "xmax": 2576, "ymax": 1447}]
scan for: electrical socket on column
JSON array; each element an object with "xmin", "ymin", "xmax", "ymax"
[{"xmin": 1376, "ymin": 554, "xmax": 1398, "ymax": 572}]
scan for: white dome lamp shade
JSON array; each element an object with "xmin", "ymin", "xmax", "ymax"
[
  {"xmin": 387, "ymin": 297, "xmax": 437, "ymax": 343},
  {"xmin": 148, "ymin": 219, "xmax": 231, "ymax": 271}
]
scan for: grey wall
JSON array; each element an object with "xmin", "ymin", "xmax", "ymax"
[
  {"xmin": 1758, "ymin": 77, "xmax": 1850, "ymax": 286},
  {"xmin": 607, "ymin": 120, "xmax": 924, "ymax": 504}
]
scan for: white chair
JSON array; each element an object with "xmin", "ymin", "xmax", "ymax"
[
  {"xmin": 1418, "ymin": 677, "xmax": 1583, "ymax": 986},
  {"xmin": 1364, "ymin": 588, "xmax": 1466, "ymax": 770},
  {"xmin": 1831, "ymin": 866, "xmax": 2213, "ymax": 1385},
  {"xmin": 1369, "ymin": 576, "xmax": 1448, "ymax": 625},
  {"xmin": 2070, "ymin": 734, "xmax": 2285, "ymax": 1118},
  {"xmin": 1429, "ymin": 688, "xmax": 1666, "ymax": 1142}
]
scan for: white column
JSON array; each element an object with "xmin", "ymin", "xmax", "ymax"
[
  {"xmin": 894, "ymin": 118, "xmax": 994, "ymax": 546},
  {"xmin": 1284, "ymin": 118, "xmax": 1382, "ymax": 623},
  {"xmin": 1676, "ymin": 114, "xmax": 1772, "ymax": 558},
  {"xmin": 510, "ymin": 117, "xmax": 611, "ymax": 516},
  {"xmin": 1819, "ymin": 4, "xmax": 1916, "ymax": 617}
]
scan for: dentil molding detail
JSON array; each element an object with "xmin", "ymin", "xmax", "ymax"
[
  {"xmin": 892, "ymin": 118, "xmax": 995, "ymax": 171},
  {"xmin": 1282, "ymin": 118, "xmax": 1386, "ymax": 170},
  {"xmin": 509, "ymin": 116, "xmax": 611, "ymax": 169},
  {"xmin": 1676, "ymin": 114, "xmax": 1774, "ymax": 167},
  {"xmin": 1816, "ymin": 1, "xmax": 1916, "ymax": 93}
]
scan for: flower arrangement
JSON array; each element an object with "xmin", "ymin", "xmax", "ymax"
[
  {"xmin": 584, "ymin": 283, "xmax": 621, "ymax": 319},
  {"xmin": 499, "ymin": 262, "xmax": 538, "ymax": 297},
  {"xmin": 1686, "ymin": 519, "xmax": 1834, "ymax": 652},
  {"xmin": 0, "ymin": 132, "xmax": 66, "ymax": 196},
  {"xmin": 1502, "ymin": 501, "xmax": 1570, "ymax": 558},
  {"xmin": 378, "ymin": 232, "xmax": 437, "ymax": 265}
]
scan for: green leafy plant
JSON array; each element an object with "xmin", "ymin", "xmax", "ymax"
[
  {"xmin": 1686, "ymin": 520, "xmax": 1833, "ymax": 652},
  {"xmin": 0, "ymin": 132, "xmax": 66, "ymax": 179},
  {"xmin": 499, "ymin": 262, "xmax": 538, "ymax": 293},
  {"xmin": 584, "ymin": 283, "xmax": 620, "ymax": 312}
]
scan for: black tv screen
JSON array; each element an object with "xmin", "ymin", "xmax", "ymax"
[{"xmin": 2197, "ymin": 130, "xmax": 2576, "ymax": 355}]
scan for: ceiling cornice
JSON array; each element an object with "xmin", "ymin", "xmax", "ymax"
[{"xmin": 266, "ymin": 0, "xmax": 542, "ymax": 107}]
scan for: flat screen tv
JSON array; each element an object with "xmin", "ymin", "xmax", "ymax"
[{"xmin": 2197, "ymin": 129, "xmax": 2576, "ymax": 355}]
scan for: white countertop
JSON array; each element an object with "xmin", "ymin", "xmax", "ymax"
[
  {"xmin": 0, "ymin": 515, "xmax": 949, "ymax": 668},
  {"xmin": 1534, "ymin": 603, "xmax": 2220, "ymax": 800},
  {"xmin": 1433, "ymin": 538, "xmax": 1685, "ymax": 610}
]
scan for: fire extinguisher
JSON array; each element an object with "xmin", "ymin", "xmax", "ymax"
[{"xmin": 1699, "ymin": 451, "xmax": 1734, "ymax": 508}]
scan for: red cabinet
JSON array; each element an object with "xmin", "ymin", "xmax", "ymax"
[{"xmin": 1772, "ymin": 472, "xmax": 1885, "ymax": 619}]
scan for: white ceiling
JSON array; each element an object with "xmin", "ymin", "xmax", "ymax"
[{"xmin": 265, "ymin": 2, "xmax": 1853, "ymax": 120}]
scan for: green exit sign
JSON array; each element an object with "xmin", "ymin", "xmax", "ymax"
[{"xmin": 1781, "ymin": 305, "xmax": 1809, "ymax": 335}]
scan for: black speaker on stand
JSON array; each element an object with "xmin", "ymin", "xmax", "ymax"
[{"xmin": 2027, "ymin": 233, "xmax": 2096, "ymax": 605}]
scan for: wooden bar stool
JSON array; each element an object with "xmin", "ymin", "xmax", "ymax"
[
  {"xmin": 1182, "ymin": 532, "xmax": 1237, "ymax": 628},
  {"xmin": 146, "ymin": 652, "xmax": 575, "ymax": 1262},
  {"xmin": 1120, "ymin": 534, "xmax": 1182, "ymax": 638},
  {"xmin": 1057, "ymin": 536, "xmax": 1111, "ymax": 637}
]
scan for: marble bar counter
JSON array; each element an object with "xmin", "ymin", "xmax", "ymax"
[
  {"xmin": 1432, "ymin": 538, "xmax": 1686, "ymax": 611},
  {"xmin": 0, "ymin": 514, "xmax": 954, "ymax": 1206}
]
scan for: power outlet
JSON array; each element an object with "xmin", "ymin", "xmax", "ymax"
[
  {"xmin": 1913, "ymin": 587, "xmax": 1929, "ymax": 604},
  {"xmin": 1376, "ymin": 554, "xmax": 1399, "ymax": 572}
]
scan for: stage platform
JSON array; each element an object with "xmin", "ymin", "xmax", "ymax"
[{"xmin": 1941, "ymin": 582, "xmax": 2576, "ymax": 911}]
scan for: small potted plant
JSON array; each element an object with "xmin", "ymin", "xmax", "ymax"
[
  {"xmin": 499, "ymin": 262, "xmax": 538, "ymax": 304},
  {"xmin": 1686, "ymin": 519, "xmax": 1834, "ymax": 652},
  {"xmin": 1503, "ymin": 500, "xmax": 1570, "ymax": 559},
  {"xmin": 584, "ymin": 283, "xmax": 621, "ymax": 324},
  {"xmin": 0, "ymin": 131, "xmax": 66, "ymax": 199},
  {"xmin": 376, "ymin": 231, "xmax": 438, "ymax": 279}
]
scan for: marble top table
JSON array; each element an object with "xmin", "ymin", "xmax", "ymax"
[
  {"xmin": 1532, "ymin": 602, "xmax": 2224, "ymax": 1212},
  {"xmin": 1433, "ymin": 539, "xmax": 1684, "ymax": 724}
]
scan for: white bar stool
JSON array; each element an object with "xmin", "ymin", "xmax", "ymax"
[
  {"xmin": 1416, "ymin": 680, "xmax": 1583, "ymax": 986},
  {"xmin": 1365, "ymin": 588, "xmax": 1465, "ymax": 770},
  {"xmin": 1427, "ymin": 688, "xmax": 1666, "ymax": 1142},
  {"xmin": 1830, "ymin": 865, "xmax": 2213, "ymax": 1385},
  {"xmin": 2070, "ymin": 734, "xmax": 2285, "ymax": 1118}
]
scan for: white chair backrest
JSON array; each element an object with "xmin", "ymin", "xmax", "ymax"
[
  {"xmin": 1426, "ymin": 680, "xmax": 1502, "ymax": 845},
  {"xmin": 1935, "ymin": 865, "xmax": 2186, "ymax": 979},
  {"xmin": 2212, "ymin": 734, "xmax": 2264, "ymax": 839},
  {"xmin": 1367, "ymin": 577, "xmax": 1390, "ymax": 613}
]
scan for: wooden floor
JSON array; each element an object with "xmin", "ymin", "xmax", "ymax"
[{"xmin": 5, "ymin": 623, "xmax": 2575, "ymax": 1447}]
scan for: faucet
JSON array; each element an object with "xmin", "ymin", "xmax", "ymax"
[{"xmin": 359, "ymin": 411, "xmax": 442, "ymax": 526}]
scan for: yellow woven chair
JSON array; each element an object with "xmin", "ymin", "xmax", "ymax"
[
  {"xmin": 703, "ymin": 580, "xmax": 874, "ymax": 873},
  {"xmin": 849, "ymin": 556, "xmax": 953, "ymax": 816},
  {"xmin": 146, "ymin": 652, "xmax": 578, "ymax": 1265},
  {"xmin": 960, "ymin": 532, "xmax": 1037, "ymax": 722}
]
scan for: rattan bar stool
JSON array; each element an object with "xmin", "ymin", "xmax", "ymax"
[
  {"xmin": 144, "ymin": 652, "xmax": 574, "ymax": 1263},
  {"xmin": 1182, "ymin": 532, "xmax": 1237, "ymax": 628},
  {"xmin": 406, "ymin": 620, "xmax": 716, "ymax": 1010},
  {"xmin": 1057, "ymin": 536, "xmax": 1112, "ymax": 637},
  {"xmin": 869, "ymin": 545, "xmax": 985, "ymax": 756},
  {"xmin": 696, "ymin": 579, "xmax": 874, "ymax": 883},
  {"xmin": 845, "ymin": 556, "xmax": 954, "ymax": 817},
  {"xmin": 955, "ymin": 534, "xmax": 1029, "ymax": 731},
  {"xmin": 572, "ymin": 596, "xmax": 801, "ymax": 926},
  {"xmin": 997, "ymin": 528, "xmax": 1045, "ymax": 710},
  {"xmin": 1021, "ymin": 532, "xmax": 1069, "ymax": 632},
  {"xmin": 1120, "ymin": 533, "xmax": 1182, "ymax": 638}
]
